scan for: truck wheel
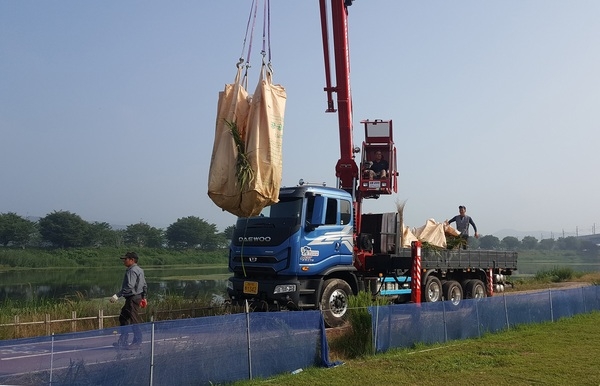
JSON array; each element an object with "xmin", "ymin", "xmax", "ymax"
[
  {"xmin": 422, "ymin": 276, "xmax": 442, "ymax": 303},
  {"xmin": 465, "ymin": 279, "xmax": 486, "ymax": 299},
  {"xmin": 442, "ymin": 280, "xmax": 463, "ymax": 306},
  {"xmin": 320, "ymin": 279, "xmax": 351, "ymax": 328}
]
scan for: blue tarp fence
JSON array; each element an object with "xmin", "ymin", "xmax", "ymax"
[
  {"xmin": 0, "ymin": 310, "xmax": 331, "ymax": 386},
  {"xmin": 370, "ymin": 286, "xmax": 600, "ymax": 353},
  {"xmin": 2, "ymin": 286, "xmax": 599, "ymax": 385}
]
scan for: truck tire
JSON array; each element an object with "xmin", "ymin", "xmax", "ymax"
[
  {"xmin": 465, "ymin": 279, "xmax": 486, "ymax": 299},
  {"xmin": 422, "ymin": 276, "xmax": 443, "ymax": 303},
  {"xmin": 320, "ymin": 278, "xmax": 351, "ymax": 328},
  {"xmin": 442, "ymin": 280, "xmax": 463, "ymax": 306}
]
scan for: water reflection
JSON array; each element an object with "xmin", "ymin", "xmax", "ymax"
[{"xmin": 0, "ymin": 266, "xmax": 230, "ymax": 302}]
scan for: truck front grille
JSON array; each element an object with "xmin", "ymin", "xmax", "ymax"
[{"xmin": 232, "ymin": 255, "xmax": 279, "ymax": 264}]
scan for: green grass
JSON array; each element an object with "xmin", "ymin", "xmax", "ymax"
[{"xmin": 233, "ymin": 311, "xmax": 600, "ymax": 385}]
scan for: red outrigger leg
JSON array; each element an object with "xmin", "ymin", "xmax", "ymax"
[{"xmin": 411, "ymin": 240, "xmax": 422, "ymax": 304}]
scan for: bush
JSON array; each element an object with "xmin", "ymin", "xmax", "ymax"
[{"xmin": 535, "ymin": 266, "xmax": 575, "ymax": 282}]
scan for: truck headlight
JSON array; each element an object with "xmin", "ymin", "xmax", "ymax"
[
  {"xmin": 227, "ymin": 280, "xmax": 234, "ymax": 290},
  {"xmin": 273, "ymin": 284, "xmax": 296, "ymax": 294}
]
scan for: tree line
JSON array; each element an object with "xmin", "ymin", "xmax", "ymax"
[
  {"xmin": 469, "ymin": 234, "xmax": 598, "ymax": 255},
  {"xmin": 2, "ymin": 211, "xmax": 597, "ymax": 254},
  {"xmin": 0, "ymin": 211, "xmax": 235, "ymax": 250}
]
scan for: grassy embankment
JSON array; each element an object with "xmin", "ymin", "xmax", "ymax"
[
  {"xmin": 0, "ymin": 247, "xmax": 227, "ymax": 268},
  {"xmin": 234, "ymin": 311, "xmax": 600, "ymax": 385}
]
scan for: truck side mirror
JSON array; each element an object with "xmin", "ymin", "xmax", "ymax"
[{"xmin": 305, "ymin": 221, "xmax": 316, "ymax": 232}]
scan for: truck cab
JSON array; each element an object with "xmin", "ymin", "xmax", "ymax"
[{"xmin": 227, "ymin": 184, "xmax": 358, "ymax": 325}]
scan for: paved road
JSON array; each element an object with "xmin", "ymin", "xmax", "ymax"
[
  {"xmin": 0, "ymin": 319, "xmax": 321, "ymax": 385},
  {"xmin": 0, "ymin": 329, "xmax": 199, "ymax": 383},
  {"xmin": 1, "ymin": 332, "xmax": 143, "ymax": 379}
]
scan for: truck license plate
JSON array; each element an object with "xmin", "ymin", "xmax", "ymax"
[{"xmin": 243, "ymin": 281, "xmax": 258, "ymax": 295}]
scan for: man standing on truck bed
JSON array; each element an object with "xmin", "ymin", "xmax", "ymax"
[{"xmin": 446, "ymin": 205, "xmax": 479, "ymax": 249}]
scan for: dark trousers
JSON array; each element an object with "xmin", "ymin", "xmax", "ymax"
[
  {"xmin": 460, "ymin": 234, "xmax": 469, "ymax": 250},
  {"xmin": 118, "ymin": 295, "xmax": 142, "ymax": 344}
]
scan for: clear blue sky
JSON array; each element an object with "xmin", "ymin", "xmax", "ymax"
[{"xmin": 2, "ymin": 1, "xmax": 599, "ymax": 238}]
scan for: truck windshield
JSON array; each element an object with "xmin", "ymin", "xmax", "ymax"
[{"xmin": 258, "ymin": 198, "xmax": 302, "ymax": 221}]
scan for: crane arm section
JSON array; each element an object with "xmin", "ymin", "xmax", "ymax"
[{"xmin": 319, "ymin": 0, "xmax": 358, "ymax": 192}]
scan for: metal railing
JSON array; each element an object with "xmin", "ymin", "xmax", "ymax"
[
  {"xmin": 0, "ymin": 310, "xmax": 118, "ymax": 337},
  {"xmin": 0, "ymin": 304, "xmax": 243, "ymax": 339}
]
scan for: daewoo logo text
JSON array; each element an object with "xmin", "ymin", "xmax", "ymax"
[{"xmin": 239, "ymin": 236, "xmax": 272, "ymax": 242}]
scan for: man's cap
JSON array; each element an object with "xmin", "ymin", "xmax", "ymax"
[{"xmin": 120, "ymin": 251, "xmax": 138, "ymax": 262}]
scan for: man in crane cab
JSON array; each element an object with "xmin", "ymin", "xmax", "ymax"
[{"xmin": 364, "ymin": 150, "xmax": 389, "ymax": 179}]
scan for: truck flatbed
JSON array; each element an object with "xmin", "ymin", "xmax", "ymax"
[{"xmin": 364, "ymin": 247, "xmax": 517, "ymax": 274}]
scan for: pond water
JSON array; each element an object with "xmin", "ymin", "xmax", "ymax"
[
  {"xmin": 4, "ymin": 259, "xmax": 598, "ymax": 302},
  {"xmin": 0, "ymin": 266, "xmax": 230, "ymax": 302}
]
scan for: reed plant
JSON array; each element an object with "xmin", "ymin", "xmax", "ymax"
[
  {"xmin": 226, "ymin": 119, "xmax": 254, "ymax": 191},
  {"xmin": 0, "ymin": 293, "xmax": 233, "ymax": 340},
  {"xmin": 0, "ymin": 294, "xmax": 118, "ymax": 339},
  {"xmin": 329, "ymin": 291, "xmax": 388, "ymax": 359},
  {"xmin": 533, "ymin": 266, "xmax": 580, "ymax": 282}
]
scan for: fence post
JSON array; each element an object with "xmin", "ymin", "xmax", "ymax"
[
  {"xmin": 49, "ymin": 333, "xmax": 55, "ymax": 386},
  {"xmin": 98, "ymin": 309, "xmax": 104, "ymax": 330},
  {"xmin": 71, "ymin": 311, "xmax": 77, "ymax": 332},
  {"xmin": 149, "ymin": 316, "xmax": 155, "ymax": 386},
  {"xmin": 14, "ymin": 315, "xmax": 19, "ymax": 338},
  {"xmin": 45, "ymin": 314, "xmax": 51, "ymax": 336},
  {"xmin": 503, "ymin": 293, "xmax": 509, "ymax": 330},
  {"xmin": 442, "ymin": 300, "xmax": 448, "ymax": 342},
  {"xmin": 549, "ymin": 288, "xmax": 554, "ymax": 322},
  {"xmin": 373, "ymin": 305, "xmax": 379, "ymax": 353},
  {"xmin": 475, "ymin": 298, "xmax": 481, "ymax": 338},
  {"xmin": 245, "ymin": 300, "xmax": 252, "ymax": 381}
]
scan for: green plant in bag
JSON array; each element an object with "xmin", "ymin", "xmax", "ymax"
[{"xmin": 225, "ymin": 119, "xmax": 254, "ymax": 191}]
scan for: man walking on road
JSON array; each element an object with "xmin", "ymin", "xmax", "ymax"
[{"xmin": 110, "ymin": 251, "xmax": 147, "ymax": 349}]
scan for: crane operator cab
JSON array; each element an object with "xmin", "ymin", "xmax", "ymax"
[{"xmin": 359, "ymin": 119, "xmax": 397, "ymax": 197}]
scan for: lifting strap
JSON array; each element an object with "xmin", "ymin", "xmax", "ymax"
[
  {"xmin": 238, "ymin": 0, "xmax": 259, "ymax": 86},
  {"xmin": 238, "ymin": 0, "xmax": 272, "ymax": 79},
  {"xmin": 261, "ymin": 0, "xmax": 272, "ymax": 66}
]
